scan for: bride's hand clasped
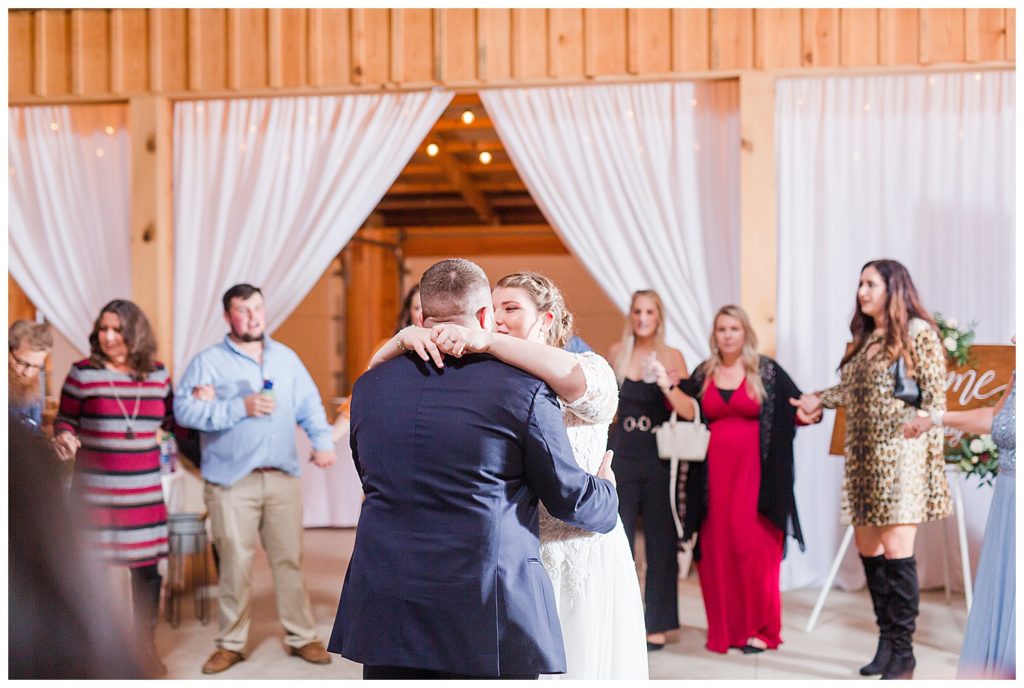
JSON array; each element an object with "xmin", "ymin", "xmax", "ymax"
[
  {"xmin": 430, "ymin": 324, "xmax": 491, "ymax": 357},
  {"xmin": 397, "ymin": 326, "xmax": 445, "ymax": 368}
]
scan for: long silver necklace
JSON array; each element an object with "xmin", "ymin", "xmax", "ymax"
[{"xmin": 114, "ymin": 381, "xmax": 143, "ymax": 440}]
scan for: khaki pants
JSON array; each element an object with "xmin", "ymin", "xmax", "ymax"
[{"xmin": 204, "ymin": 470, "xmax": 317, "ymax": 653}]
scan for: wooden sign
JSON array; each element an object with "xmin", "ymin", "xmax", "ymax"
[{"xmin": 829, "ymin": 345, "xmax": 1015, "ymax": 456}]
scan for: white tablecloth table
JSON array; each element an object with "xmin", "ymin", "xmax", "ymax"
[{"xmin": 297, "ymin": 426, "xmax": 363, "ymax": 528}]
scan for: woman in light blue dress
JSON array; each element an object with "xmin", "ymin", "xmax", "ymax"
[{"xmin": 906, "ymin": 370, "xmax": 1015, "ymax": 679}]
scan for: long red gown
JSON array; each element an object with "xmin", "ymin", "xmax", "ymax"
[{"xmin": 696, "ymin": 381, "xmax": 784, "ymax": 653}]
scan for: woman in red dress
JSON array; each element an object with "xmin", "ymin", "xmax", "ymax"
[{"xmin": 653, "ymin": 305, "xmax": 818, "ymax": 653}]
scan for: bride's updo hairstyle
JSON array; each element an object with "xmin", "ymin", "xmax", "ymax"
[{"xmin": 494, "ymin": 272, "xmax": 574, "ymax": 349}]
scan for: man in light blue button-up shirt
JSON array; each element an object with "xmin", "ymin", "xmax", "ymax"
[{"xmin": 174, "ymin": 283, "xmax": 336, "ymax": 674}]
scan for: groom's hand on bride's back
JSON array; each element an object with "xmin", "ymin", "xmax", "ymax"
[{"xmin": 597, "ymin": 450, "xmax": 616, "ymax": 487}]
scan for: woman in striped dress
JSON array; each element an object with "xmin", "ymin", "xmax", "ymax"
[{"xmin": 53, "ymin": 299, "xmax": 173, "ymax": 676}]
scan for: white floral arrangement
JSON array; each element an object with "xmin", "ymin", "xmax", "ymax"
[
  {"xmin": 936, "ymin": 312, "xmax": 999, "ymax": 485},
  {"xmin": 934, "ymin": 312, "xmax": 975, "ymax": 367},
  {"xmin": 946, "ymin": 432, "xmax": 1000, "ymax": 486}
]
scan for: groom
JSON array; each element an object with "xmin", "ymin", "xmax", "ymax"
[{"xmin": 328, "ymin": 258, "xmax": 619, "ymax": 679}]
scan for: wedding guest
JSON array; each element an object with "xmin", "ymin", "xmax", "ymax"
[
  {"xmin": 394, "ymin": 282, "xmax": 423, "ymax": 333},
  {"xmin": 174, "ymin": 283, "xmax": 337, "ymax": 674},
  {"xmin": 657, "ymin": 305, "xmax": 816, "ymax": 654},
  {"xmin": 10, "ymin": 421, "xmax": 145, "ymax": 679},
  {"xmin": 52, "ymin": 300, "xmax": 174, "ymax": 676},
  {"xmin": 794, "ymin": 259, "xmax": 951, "ymax": 680},
  {"xmin": 905, "ymin": 366, "xmax": 1015, "ymax": 679},
  {"xmin": 607, "ymin": 289, "xmax": 688, "ymax": 650},
  {"xmin": 8, "ymin": 319, "xmax": 53, "ymax": 434}
]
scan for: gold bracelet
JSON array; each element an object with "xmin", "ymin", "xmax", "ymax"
[{"xmin": 396, "ymin": 330, "xmax": 408, "ymax": 353}]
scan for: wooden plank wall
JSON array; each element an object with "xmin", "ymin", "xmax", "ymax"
[{"xmin": 9, "ymin": 8, "xmax": 1015, "ymax": 101}]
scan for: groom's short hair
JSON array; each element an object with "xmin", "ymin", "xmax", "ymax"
[{"xmin": 419, "ymin": 259, "xmax": 490, "ymax": 321}]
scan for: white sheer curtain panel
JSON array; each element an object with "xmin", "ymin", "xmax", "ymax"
[
  {"xmin": 9, "ymin": 105, "xmax": 132, "ymax": 351},
  {"xmin": 481, "ymin": 82, "xmax": 740, "ymax": 364},
  {"xmin": 173, "ymin": 90, "xmax": 452, "ymax": 373},
  {"xmin": 776, "ymin": 71, "xmax": 1015, "ymax": 592}
]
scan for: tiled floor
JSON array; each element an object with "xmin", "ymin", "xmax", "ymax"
[{"xmin": 156, "ymin": 528, "xmax": 967, "ymax": 680}]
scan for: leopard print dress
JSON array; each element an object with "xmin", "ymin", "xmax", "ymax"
[{"xmin": 819, "ymin": 318, "xmax": 953, "ymax": 526}]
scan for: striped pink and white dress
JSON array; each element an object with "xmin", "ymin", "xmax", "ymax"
[{"xmin": 55, "ymin": 359, "xmax": 172, "ymax": 568}]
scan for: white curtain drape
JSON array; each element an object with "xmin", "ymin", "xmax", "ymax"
[
  {"xmin": 481, "ymin": 82, "xmax": 740, "ymax": 363},
  {"xmin": 776, "ymin": 71, "xmax": 1015, "ymax": 591},
  {"xmin": 172, "ymin": 90, "xmax": 453, "ymax": 373},
  {"xmin": 9, "ymin": 105, "xmax": 132, "ymax": 351}
]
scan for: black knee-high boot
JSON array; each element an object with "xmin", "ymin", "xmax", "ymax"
[
  {"xmin": 859, "ymin": 554, "xmax": 892, "ymax": 676},
  {"xmin": 881, "ymin": 556, "xmax": 919, "ymax": 680},
  {"xmin": 131, "ymin": 565, "xmax": 167, "ymax": 677}
]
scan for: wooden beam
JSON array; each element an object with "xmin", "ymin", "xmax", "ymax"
[
  {"xmin": 8, "ymin": 274, "xmax": 37, "ymax": 326},
  {"xmin": 398, "ymin": 225, "xmax": 567, "ymax": 256},
  {"xmin": 129, "ymin": 96, "xmax": 175, "ymax": 373},
  {"xmin": 376, "ymin": 197, "xmax": 466, "ymax": 211},
  {"xmin": 429, "ymin": 138, "xmax": 504, "ymax": 153},
  {"xmin": 389, "ymin": 180, "xmax": 527, "ymax": 195},
  {"xmin": 432, "ymin": 115, "xmax": 495, "ymax": 132},
  {"xmin": 433, "ymin": 146, "xmax": 498, "ymax": 224},
  {"xmin": 738, "ymin": 72, "xmax": 777, "ymax": 356},
  {"xmin": 343, "ymin": 227, "xmax": 401, "ymax": 392}
]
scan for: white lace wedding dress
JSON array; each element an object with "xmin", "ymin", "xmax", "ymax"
[{"xmin": 539, "ymin": 352, "xmax": 649, "ymax": 679}]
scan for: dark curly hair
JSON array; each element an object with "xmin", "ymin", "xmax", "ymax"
[{"xmin": 88, "ymin": 300, "xmax": 158, "ymax": 380}]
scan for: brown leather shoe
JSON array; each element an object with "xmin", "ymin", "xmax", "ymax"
[
  {"xmin": 201, "ymin": 648, "xmax": 244, "ymax": 674},
  {"xmin": 288, "ymin": 641, "xmax": 331, "ymax": 665}
]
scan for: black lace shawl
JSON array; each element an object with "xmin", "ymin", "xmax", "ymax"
[{"xmin": 676, "ymin": 356, "xmax": 806, "ymax": 560}]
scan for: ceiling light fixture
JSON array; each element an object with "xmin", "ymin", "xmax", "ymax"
[
  {"xmin": 426, "ymin": 142, "xmax": 439, "ymax": 157},
  {"xmin": 478, "ymin": 151, "xmax": 493, "ymax": 164},
  {"xmin": 461, "ymin": 109, "xmax": 475, "ymax": 125}
]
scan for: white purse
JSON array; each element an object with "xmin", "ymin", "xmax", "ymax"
[
  {"xmin": 655, "ymin": 396, "xmax": 709, "ymax": 462},
  {"xmin": 655, "ymin": 396, "xmax": 710, "ymax": 538}
]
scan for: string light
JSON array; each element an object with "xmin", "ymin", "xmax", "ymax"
[
  {"xmin": 239, "ymin": 142, "xmax": 247, "ymax": 152},
  {"xmin": 974, "ymin": 73, "xmax": 983, "ymax": 81},
  {"xmin": 461, "ymin": 109, "xmax": 475, "ymax": 125},
  {"xmin": 50, "ymin": 122, "xmax": 59, "ymax": 131},
  {"xmin": 308, "ymin": 116, "xmax": 317, "ymax": 125},
  {"xmin": 95, "ymin": 148, "xmax": 104, "ymax": 157},
  {"xmin": 104, "ymin": 125, "xmax": 114, "ymax": 135},
  {"xmin": 196, "ymin": 104, "xmax": 204, "ymax": 114},
  {"xmin": 426, "ymin": 143, "xmax": 439, "ymax": 157},
  {"xmin": 863, "ymin": 103, "xmax": 871, "ymax": 112},
  {"xmin": 249, "ymin": 124, "xmax": 257, "ymax": 133},
  {"xmin": 626, "ymin": 110, "xmax": 635, "ymax": 119},
  {"xmin": 693, "ymin": 143, "xmax": 701, "ymax": 152},
  {"xmin": 478, "ymin": 150, "xmax": 492, "ymax": 164},
  {"xmin": 690, "ymin": 98, "xmax": 698, "ymax": 107},
  {"xmin": 928, "ymin": 76, "xmax": 936, "ymax": 85}
]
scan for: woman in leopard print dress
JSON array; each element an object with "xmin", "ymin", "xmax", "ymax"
[{"xmin": 796, "ymin": 259, "xmax": 951, "ymax": 680}]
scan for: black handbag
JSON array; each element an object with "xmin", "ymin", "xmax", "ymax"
[{"xmin": 890, "ymin": 356, "xmax": 922, "ymax": 408}]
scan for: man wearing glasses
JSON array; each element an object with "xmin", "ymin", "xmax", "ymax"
[{"xmin": 9, "ymin": 320, "xmax": 53, "ymax": 434}]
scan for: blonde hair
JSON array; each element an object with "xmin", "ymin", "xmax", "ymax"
[
  {"xmin": 494, "ymin": 272, "xmax": 574, "ymax": 348},
  {"xmin": 701, "ymin": 304, "xmax": 765, "ymax": 402},
  {"xmin": 613, "ymin": 290, "xmax": 667, "ymax": 386}
]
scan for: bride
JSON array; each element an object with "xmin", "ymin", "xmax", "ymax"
[{"xmin": 369, "ymin": 271, "xmax": 648, "ymax": 679}]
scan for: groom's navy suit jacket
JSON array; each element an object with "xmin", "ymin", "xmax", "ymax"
[{"xmin": 327, "ymin": 352, "xmax": 619, "ymax": 676}]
